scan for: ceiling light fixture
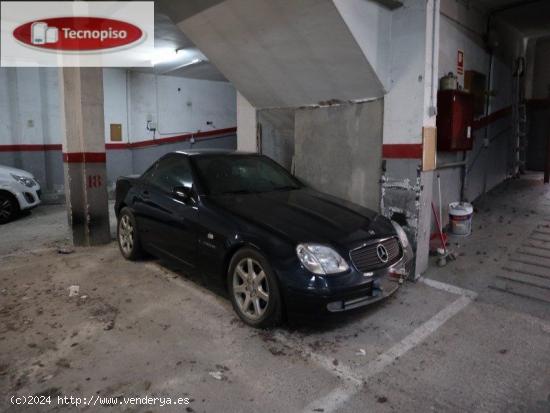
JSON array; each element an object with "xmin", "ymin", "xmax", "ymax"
[
  {"xmin": 159, "ymin": 57, "xmax": 204, "ymax": 75},
  {"xmin": 151, "ymin": 48, "xmax": 178, "ymax": 66}
]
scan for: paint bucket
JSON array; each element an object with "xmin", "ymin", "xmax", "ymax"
[
  {"xmin": 440, "ymin": 72, "xmax": 458, "ymax": 90},
  {"xmin": 449, "ymin": 202, "xmax": 473, "ymax": 236}
]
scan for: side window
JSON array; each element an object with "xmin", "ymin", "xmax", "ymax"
[
  {"xmin": 144, "ymin": 156, "xmax": 193, "ymax": 193},
  {"xmin": 141, "ymin": 161, "xmax": 159, "ymax": 182}
]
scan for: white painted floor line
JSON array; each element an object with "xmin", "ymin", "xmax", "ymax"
[
  {"xmin": 146, "ymin": 261, "xmax": 477, "ymax": 412},
  {"xmin": 273, "ymin": 331, "xmax": 363, "ymax": 385},
  {"xmin": 419, "ymin": 276, "xmax": 478, "ymax": 299},
  {"xmin": 293, "ymin": 293, "xmax": 475, "ymax": 413},
  {"xmin": 302, "ymin": 385, "xmax": 361, "ymax": 413}
]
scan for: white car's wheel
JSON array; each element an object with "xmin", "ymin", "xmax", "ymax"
[{"xmin": 0, "ymin": 193, "xmax": 19, "ymax": 224}]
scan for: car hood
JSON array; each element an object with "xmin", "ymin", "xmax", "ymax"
[
  {"xmin": 208, "ymin": 188, "xmax": 395, "ymax": 248},
  {"xmin": 0, "ymin": 165, "xmax": 34, "ymax": 179}
]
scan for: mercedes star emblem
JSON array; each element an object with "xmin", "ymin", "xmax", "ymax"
[{"xmin": 376, "ymin": 244, "xmax": 389, "ymax": 263}]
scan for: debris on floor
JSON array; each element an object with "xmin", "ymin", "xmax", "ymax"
[
  {"xmin": 67, "ymin": 285, "xmax": 80, "ymax": 297},
  {"xmin": 208, "ymin": 371, "xmax": 224, "ymax": 380},
  {"xmin": 57, "ymin": 247, "xmax": 75, "ymax": 255}
]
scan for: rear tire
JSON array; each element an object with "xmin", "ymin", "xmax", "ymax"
[
  {"xmin": 227, "ymin": 248, "xmax": 282, "ymax": 328},
  {"xmin": 117, "ymin": 207, "xmax": 143, "ymax": 260},
  {"xmin": 0, "ymin": 192, "xmax": 19, "ymax": 225}
]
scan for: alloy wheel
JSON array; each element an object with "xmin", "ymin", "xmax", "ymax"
[
  {"xmin": 0, "ymin": 198, "xmax": 13, "ymax": 221},
  {"xmin": 232, "ymin": 258, "xmax": 270, "ymax": 320},
  {"xmin": 118, "ymin": 215, "xmax": 134, "ymax": 255}
]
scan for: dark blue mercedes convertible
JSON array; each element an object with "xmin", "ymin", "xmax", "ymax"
[{"xmin": 115, "ymin": 150, "xmax": 413, "ymax": 327}]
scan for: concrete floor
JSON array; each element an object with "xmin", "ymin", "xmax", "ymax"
[{"xmin": 1, "ymin": 177, "xmax": 550, "ymax": 412}]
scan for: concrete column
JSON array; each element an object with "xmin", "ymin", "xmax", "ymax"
[
  {"xmin": 380, "ymin": 0, "xmax": 440, "ymax": 279},
  {"xmin": 59, "ymin": 68, "xmax": 110, "ymax": 246},
  {"xmin": 236, "ymin": 92, "xmax": 257, "ymax": 152}
]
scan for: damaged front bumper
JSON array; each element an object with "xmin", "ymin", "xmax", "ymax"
[
  {"xmin": 325, "ymin": 249, "xmax": 412, "ymax": 313},
  {"xmin": 283, "ymin": 244, "xmax": 414, "ymax": 315}
]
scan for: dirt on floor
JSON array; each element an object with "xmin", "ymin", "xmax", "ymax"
[
  {"xmin": 1, "ymin": 177, "xmax": 550, "ymax": 412},
  {"xmin": 426, "ymin": 172, "xmax": 550, "ymax": 319},
  {"xmin": 0, "ymin": 244, "xmax": 341, "ymax": 412}
]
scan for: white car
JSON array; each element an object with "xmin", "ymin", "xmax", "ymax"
[{"xmin": 0, "ymin": 165, "xmax": 41, "ymax": 224}]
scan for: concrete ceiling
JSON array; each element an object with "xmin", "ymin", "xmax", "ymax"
[
  {"xmin": 477, "ymin": 0, "xmax": 550, "ymax": 38},
  {"xmin": 155, "ymin": 0, "xmax": 226, "ymax": 23},
  {"xmin": 132, "ymin": 9, "xmax": 228, "ymax": 82},
  {"xmin": 495, "ymin": 2, "xmax": 550, "ymax": 38},
  {"xmin": 175, "ymin": 0, "xmax": 385, "ymax": 109},
  {"xmin": 477, "ymin": 0, "xmax": 528, "ymax": 10}
]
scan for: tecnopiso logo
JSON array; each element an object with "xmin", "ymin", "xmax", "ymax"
[
  {"xmin": 14, "ymin": 17, "xmax": 144, "ymax": 51},
  {"xmin": 1, "ymin": 1, "xmax": 154, "ymax": 67}
]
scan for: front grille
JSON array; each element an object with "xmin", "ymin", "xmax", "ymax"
[
  {"xmin": 23, "ymin": 192, "xmax": 35, "ymax": 203},
  {"xmin": 350, "ymin": 237, "xmax": 402, "ymax": 272}
]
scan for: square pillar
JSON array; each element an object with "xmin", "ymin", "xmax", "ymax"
[
  {"xmin": 59, "ymin": 68, "xmax": 110, "ymax": 246},
  {"xmin": 237, "ymin": 92, "xmax": 258, "ymax": 152},
  {"xmin": 381, "ymin": 0, "xmax": 440, "ymax": 278}
]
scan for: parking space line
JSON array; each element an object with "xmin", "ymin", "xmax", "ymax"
[
  {"xmin": 418, "ymin": 276, "xmax": 478, "ymax": 299},
  {"xmin": 273, "ymin": 331, "xmax": 363, "ymax": 385},
  {"xmin": 290, "ymin": 279, "xmax": 476, "ymax": 412},
  {"xmin": 143, "ymin": 263, "xmax": 477, "ymax": 412},
  {"xmin": 302, "ymin": 385, "xmax": 360, "ymax": 413}
]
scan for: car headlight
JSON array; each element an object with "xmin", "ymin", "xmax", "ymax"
[
  {"xmin": 391, "ymin": 220, "xmax": 410, "ymax": 249},
  {"xmin": 296, "ymin": 243, "xmax": 349, "ymax": 275},
  {"xmin": 11, "ymin": 174, "xmax": 36, "ymax": 188}
]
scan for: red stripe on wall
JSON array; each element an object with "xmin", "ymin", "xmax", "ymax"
[
  {"xmin": 472, "ymin": 106, "xmax": 512, "ymax": 130},
  {"xmin": 63, "ymin": 152, "xmax": 106, "ymax": 163},
  {"xmin": 382, "ymin": 144, "xmax": 423, "ymax": 159},
  {"xmin": 383, "ymin": 106, "xmax": 514, "ymax": 159},
  {"xmin": 105, "ymin": 127, "xmax": 237, "ymax": 150},
  {"xmin": 0, "ymin": 144, "xmax": 62, "ymax": 152},
  {"xmin": 0, "ymin": 127, "xmax": 237, "ymax": 152}
]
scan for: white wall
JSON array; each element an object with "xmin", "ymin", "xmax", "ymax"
[
  {"xmin": 103, "ymin": 68, "xmax": 129, "ymax": 143},
  {"xmin": 0, "ymin": 68, "xmax": 61, "ymax": 146},
  {"xmin": 435, "ymin": 6, "xmax": 522, "ymax": 227},
  {"xmin": 333, "ymin": 0, "xmax": 392, "ymax": 91},
  {"xmin": 0, "ymin": 69, "xmax": 16, "ymax": 146},
  {"xmin": 112, "ymin": 69, "xmax": 237, "ymax": 144},
  {"xmin": 383, "ymin": 0, "xmax": 439, "ymax": 145},
  {"xmin": 0, "ymin": 67, "xmax": 237, "ymax": 147}
]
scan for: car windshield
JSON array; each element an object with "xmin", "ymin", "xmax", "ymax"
[{"xmin": 193, "ymin": 155, "xmax": 302, "ymax": 196}]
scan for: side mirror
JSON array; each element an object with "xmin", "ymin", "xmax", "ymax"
[{"xmin": 173, "ymin": 186, "xmax": 194, "ymax": 203}]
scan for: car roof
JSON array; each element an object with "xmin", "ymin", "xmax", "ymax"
[{"xmin": 173, "ymin": 149, "xmax": 256, "ymax": 157}]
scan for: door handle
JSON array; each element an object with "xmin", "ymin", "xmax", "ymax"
[{"xmin": 141, "ymin": 190, "xmax": 150, "ymax": 200}]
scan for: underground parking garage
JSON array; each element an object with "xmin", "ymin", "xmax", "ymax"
[{"xmin": 1, "ymin": 0, "xmax": 550, "ymax": 411}]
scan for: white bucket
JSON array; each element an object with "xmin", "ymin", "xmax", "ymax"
[{"xmin": 449, "ymin": 202, "xmax": 473, "ymax": 236}]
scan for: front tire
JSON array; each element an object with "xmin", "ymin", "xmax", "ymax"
[
  {"xmin": 227, "ymin": 248, "xmax": 282, "ymax": 328},
  {"xmin": 117, "ymin": 207, "xmax": 143, "ymax": 260},
  {"xmin": 0, "ymin": 192, "xmax": 19, "ymax": 225}
]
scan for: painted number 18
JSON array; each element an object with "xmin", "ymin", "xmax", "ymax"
[{"xmin": 87, "ymin": 175, "xmax": 102, "ymax": 189}]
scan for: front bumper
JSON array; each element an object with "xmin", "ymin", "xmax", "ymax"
[
  {"xmin": 280, "ymin": 250, "xmax": 412, "ymax": 316},
  {"xmin": 14, "ymin": 184, "xmax": 42, "ymax": 210}
]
